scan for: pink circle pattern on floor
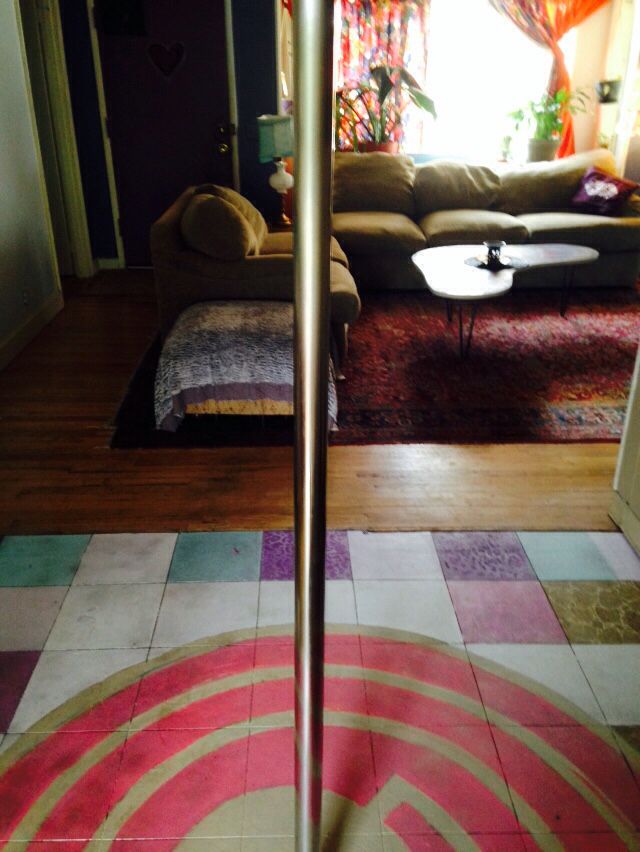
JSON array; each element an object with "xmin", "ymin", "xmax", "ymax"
[{"xmin": 0, "ymin": 627, "xmax": 638, "ymax": 850}]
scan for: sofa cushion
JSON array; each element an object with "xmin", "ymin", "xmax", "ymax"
[
  {"xmin": 418, "ymin": 209, "xmax": 528, "ymax": 247},
  {"xmin": 499, "ymin": 149, "xmax": 617, "ymax": 215},
  {"xmin": 332, "ymin": 153, "xmax": 416, "ymax": 216},
  {"xmin": 332, "ymin": 211, "xmax": 426, "ymax": 254},
  {"xmin": 195, "ymin": 183, "xmax": 268, "ymax": 248},
  {"xmin": 571, "ymin": 167, "xmax": 639, "ymax": 216},
  {"xmin": 414, "ymin": 161, "xmax": 501, "ymax": 216},
  {"xmin": 261, "ymin": 231, "xmax": 350, "ymax": 268},
  {"xmin": 180, "ymin": 194, "xmax": 259, "ymax": 260},
  {"xmin": 518, "ymin": 211, "xmax": 640, "ymax": 252}
]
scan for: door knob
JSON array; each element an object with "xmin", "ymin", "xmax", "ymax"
[{"xmin": 217, "ymin": 142, "xmax": 230, "ymax": 155}]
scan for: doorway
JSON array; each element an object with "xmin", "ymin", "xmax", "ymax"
[{"xmin": 95, "ymin": 0, "xmax": 235, "ymax": 266}]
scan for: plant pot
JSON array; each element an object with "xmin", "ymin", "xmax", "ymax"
[
  {"xmin": 363, "ymin": 141, "xmax": 399, "ymax": 154},
  {"xmin": 527, "ymin": 138, "xmax": 559, "ymax": 162}
]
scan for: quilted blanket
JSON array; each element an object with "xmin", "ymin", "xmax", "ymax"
[{"xmin": 155, "ymin": 301, "xmax": 338, "ymax": 431}]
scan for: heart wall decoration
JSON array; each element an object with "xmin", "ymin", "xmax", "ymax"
[{"xmin": 148, "ymin": 42, "xmax": 185, "ymax": 77}]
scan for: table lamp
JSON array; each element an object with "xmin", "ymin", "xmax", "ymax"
[{"xmin": 257, "ymin": 114, "xmax": 294, "ymax": 226}]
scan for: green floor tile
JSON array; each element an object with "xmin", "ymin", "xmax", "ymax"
[
  {"xmin": 518, "ymin": 532, "xmax": 616, "ymax": 581},
  {"xmin": 168, "ymin": 532, "xmax": 262, "ymax": 582},
  {"xmin": 0, "ymin": 535, "xmax": 91, "ymax": 586}
]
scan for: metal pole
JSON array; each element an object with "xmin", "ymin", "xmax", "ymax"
[{"xmin": 293, "ymin": 1, "xmax": 334, "ymax": 850}]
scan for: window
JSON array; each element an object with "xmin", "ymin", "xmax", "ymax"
[{"xmin": 404, "ymin": 0, "xmax": 554, "ymax": 162}]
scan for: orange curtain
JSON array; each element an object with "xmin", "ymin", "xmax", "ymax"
[{"xmin": 488, "ymin": 0, "xmax": 610, "ymax": 156}]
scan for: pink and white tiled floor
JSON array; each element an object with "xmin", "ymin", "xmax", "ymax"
[{"xmin": 0, "ymin": 530, "xmax": 639, "ymax": 850}]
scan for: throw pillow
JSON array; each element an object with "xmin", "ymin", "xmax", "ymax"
[
  {"xmin": 194, "ymin": 183, "xmax": 268, "ymax": 249},
  {"xmin": 181, "ymin": 193, "xmax": 258, "ymax": 260},
  {"xmin": 571, "ymin": 167, "xmax": 639, "ymax": 216}
]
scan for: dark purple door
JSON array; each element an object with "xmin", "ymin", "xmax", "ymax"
[{"xmin": 97, "ymin": 0, "xmax": 233, "ymax": 265}]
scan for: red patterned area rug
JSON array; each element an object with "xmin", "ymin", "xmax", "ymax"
[
  {"xmin": 111, "ymin": 286, "xmax": 639, "ymax": 448},
  {"xmin": 336, "ymin": 286, "xmax": 639, "ymax": 443}
]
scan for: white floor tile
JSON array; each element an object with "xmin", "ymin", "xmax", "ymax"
[
  {"xmin": 45, "ymin": 584, "xmax": 164, "ymax": 650},
  {"xmin": 467, "ymin": 644, "xmax": 605, "ymax": 722},
  {"xmin": 326, "ymin": 580, "xmax": 358, "ymax": 625},
  {"xmin": 258, "ymin": 581, "xmax": 357, "ymax": 629},
  {"xmin": 589, "ymin": 532, "xmax": 640, "ymax": 580},
  {"xmin": 258, "ymin": 581, "xmax": 293, "ymax": 628},
  {"xmin": 8, "ymin": 648, "xmax": 147, "ymax": 733},
  {"xmin": 348, "ymin": 531, "xmax": 443, "ymax": 580},
  {"xmin": 573, "ymin": 645, "xmax": 640, "ymax": 725},
  {"xmin": 0, "ymin": 587, "xmax": 67, "ymax": 650},
  {"xmin": 73, "ymin": 533, "xmax": 177, "ymax": 585},
  {"xmin": 354, "ymin": 580, "xmax": 462, "ymax": 642},
  {"xmin": 152, "ymin": 582, "xmax": 259, "ymax": 647}
]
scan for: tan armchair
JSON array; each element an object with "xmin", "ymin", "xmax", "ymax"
[{"xmin": 150, "ymin": 186, "xmax": 361, "ymax": 374}]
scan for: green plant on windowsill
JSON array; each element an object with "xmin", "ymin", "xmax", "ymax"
[
  {"xmin": 335, "ymin": 64, "xmax": 436, "ymax": 153},
  {"xmin": 509, "ymin": 88, "xmax": 589, "ymax": 161}
]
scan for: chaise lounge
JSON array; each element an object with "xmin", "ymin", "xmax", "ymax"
[{"xmin": 151, "ymin": 184, "xmax": 361, "ymax": 373}]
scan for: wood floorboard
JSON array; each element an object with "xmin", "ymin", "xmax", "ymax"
[{"xmin": 0, "ymin": 273, "xmax": 619, "ymax": 534}]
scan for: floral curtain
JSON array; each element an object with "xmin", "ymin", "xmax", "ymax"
[
  {"xmin": 283, "ymin": 0, "xmax": 427, "ymax": 77},
  {"xmin": 336, "ymin": 0, "xmax": 428, "ymax": 87},
  {"xmin": 335, "ymin": 0, "xmax": 429, "ymax": 148},
  {"xmin": 488, "ymin": 0, "xmax": 611, "ymax": 157},
  {"xmin": 282, "ymin": 0, "xmax": 429, "ymax": 149}
]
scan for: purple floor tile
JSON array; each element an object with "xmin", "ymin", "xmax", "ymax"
[
  {"xmin": 326, "ymin": 531, "xmax": 351, "ymax": 579},
  {"xmin": 0, "ymin": 651, "xmax": 40, "ymax": 730},
  {"xmin": 448, "ymin": 581, "xmax": 567, "ymax": 643},
  {"xmin": 433, "ymin": 532, "xmax": 535, "ymax": 581},
  {"xmin": 260, "ymin": 531, "xmax": 293, "ymax": 580},
  {"xmin": 261, "ymin": 530, "xmax": 351, "ymax": 580}
]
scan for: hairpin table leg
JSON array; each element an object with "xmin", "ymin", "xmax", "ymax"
[
  {"xmin": 561, "ymin": 268, "xmax": 575, "ymax": 318},
  {"xmin": 457, "ymin": 302, "xmax": 478, "ymax": 359}
]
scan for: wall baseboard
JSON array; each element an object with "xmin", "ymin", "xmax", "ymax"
[
  {"xmin": 609, "ymin": 490, "xmax": 640, "ymax": 556},
  {"xmin": 0, "ymin": 289, "xmax": 64, "ymax": 371},
  {"xmin": 96, "ymin": 257, "xmax": 124, "ymax": 270}
]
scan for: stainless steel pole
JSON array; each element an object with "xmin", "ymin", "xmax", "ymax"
[{"xmin": 293, "ymin": 1, "xmax": 334, "ymax": 850}]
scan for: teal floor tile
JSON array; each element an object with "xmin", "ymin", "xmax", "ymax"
[
  {"xmin": 168, "ymin": 532, "xmax": 262, "ymax": 582},
  {"xmin": 0, "ymin": 535, "xmax": 91, "ymax": 586},
  {"xmin": 517, "ymin": 532, "xmax": 616, "ymax": 581}
]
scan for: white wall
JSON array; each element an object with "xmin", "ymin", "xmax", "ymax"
[
  {"xmin": 611, "ymin": 345, "xmax": 640, "ymax": 555},
  {"xmin": 570, "ymin": 2, "xmax": 614, "ymax": 152},
  {"xmin": 0, "ymin": 0, "xmax": 62, "ymax": 369}
]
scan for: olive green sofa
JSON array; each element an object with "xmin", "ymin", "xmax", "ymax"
[{"xmin": 331, "ymin": 149, "xmax": 640, "ymax": 291}]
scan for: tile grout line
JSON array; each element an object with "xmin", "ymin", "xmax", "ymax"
[{"xmin": 567, "ymin": 641, "xmax": 611, "ymax": 731}]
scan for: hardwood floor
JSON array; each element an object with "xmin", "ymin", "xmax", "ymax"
[{"xmin": 0, "ymin": 275, "xmax": 619, "ymax": 534}]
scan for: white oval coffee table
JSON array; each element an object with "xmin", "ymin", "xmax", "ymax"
[{"xmin": 412, "ymin": 243, "xmax": 599, "ymax": 358}]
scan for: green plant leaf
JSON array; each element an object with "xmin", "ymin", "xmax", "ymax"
[
  {"xmin": 408, "ymin": 89, "xmax": 437, "ymax": 118},
  {"xmin": 369, "ymin": 65, "xmax": 393, "ymax": 108},
  {"xmin": 334, "ymin": 63, "xmax": 437, "ymax": 149}
]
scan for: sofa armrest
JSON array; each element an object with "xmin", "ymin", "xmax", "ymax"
[
  {"xmin": 622, "ymin": 194, "xmax": 640, "ymax": 217},
  {"xmin": 153, "ymin": 249, "xmax": 295, "ymax": 281},
  {"xmin": 154, "ymin": 251, "xmax": 361, "ymax": 335}
]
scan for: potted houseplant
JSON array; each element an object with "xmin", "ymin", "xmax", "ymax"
[
  {"xmin": 335, "ymin": 64, "xmax": 436, "ymax": 153},
  {"xmin": 510, "ymin": 88, "xmax": 589, "ymax": 162}
]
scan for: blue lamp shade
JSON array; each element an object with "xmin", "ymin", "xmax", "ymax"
[{"xmin": 257, "ymin": 114, "xmax": 294, "ymax": 163}]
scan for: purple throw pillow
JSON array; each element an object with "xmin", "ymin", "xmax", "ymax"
[{"xmin": 571, "ymin": 166, "xmax": 638, "ymax": 216}]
